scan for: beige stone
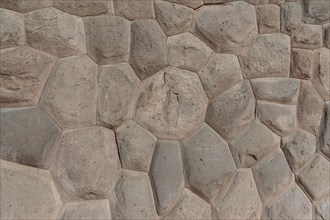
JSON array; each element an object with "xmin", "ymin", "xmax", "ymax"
[
  {"xmin": 54, "ymin": 0, "xmax": 108, "ymax": 16},
  {"xmin": 0, "ymin": 0, "xmax": 53, "ymax": 12},
  {"xmin": 314, "ymin": 197, "xmax": 330, "ymax": 220},
  {"xmin": 325, "ymin": 24, "xmax": 330, "ymax": 48},
  {"xmin": 244, "ymin": 0, "xmax": 268, "ymax": 5},
  {"xmin": 290, "ymin": 48, "xmax": 315, "ymax": 79},
  {"xmin": 280, "ymin": 2, "xmax": 302, "ymax": 35},
  {"xmin": 292, "ymin": 24, "xmax": 323, "ymax": 49},
  {"xmin": 302, "ymin": 0, "xmax": 330, "ymax": 24},
  {"xmin": 318, "ymin": 101, "xmax": 330, "ymax": 158},
  {"xmin": 256, "ymin": 4, "xmax": 280, "ymax": 34},
  {"xmin": 113, "ymin": 0, "xmax": 155, "ymax": 20},
  {"xmin": 313, "ymin": 48, "xmax": 330, "ymax": 100},
  {"xmin": 163, "ymin": 0, "xmax": 203, "ymax": 9}
]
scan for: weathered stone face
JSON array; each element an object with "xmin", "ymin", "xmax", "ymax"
[
  {"xmin": 314, "ymin": 197, "xmax": 330, "ymax": 220},
  {"xmin": 113, "ymin": 0, "xmax": 155, "ymax": 20},
  {"xmin": 280, "ymin": 2, "xmax": 302, "ymax": 35},
  {"xmin": 292, "ymin": 24, "xmax": 323, "ymax": 49},
  {"xmin": 290, "ymin": 48, "xmax": 315, "ymax": 79},
  {"xmin": 54, "ymin": 0, "xmax": 108, "ymax": 16},
  {"xmin": 319, "ymin": 102, "xmax": 330, "ymax": 158},
  {"xmin": 256, "ymin": 4, "xmax": 280, "ymax": 34},
  {"xmin": 312, "ymin": 48, "xmax": 330, "ymax": 100},
  {"xmin": 0, "ymin": 0, "xmax": 53, "ymax": 12},
  {"xmin": 302, "ymin": 0, "xmax": 330, "ymax": 24},
  {"xmin": 163, "ymin": 0, "xmax": 203, "ymax": 9},
  {"xmin": 0, "ymin": 9, "xmax": 25, "ymax": 49}
]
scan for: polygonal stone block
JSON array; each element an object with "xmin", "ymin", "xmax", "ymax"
[
  {"xmin": 256, "ymin": 4, "xmax": 280, "ymax": 34},
  {"xmin": 113, "ymin": 0, "xmax": 155, "ymax": 20},
  {"xmin": 314, "ymin": 197, "xmax": 330, "ymax": 220},
  {"xmin": 312, "ymin": 48, "xmax": 330, "ymax": 100},
  {"xmin": 325, "ymin": 24, "xmax": 330, "ymax": 48},
  {"xmin": 0, "ymin": 0, "xmax": 53, "ymax": 13},
  {"xmin": 302, "ymin": 0, "xmax": 330, "ymax": 24},
  {"xmin": 280, "ymin": 2, "xmax": 303, "ymax": 35},
  {"xmin": 292, "ymin": 24, "xmax": 323, "ymax": 49},
  {"xmin": 163, "ymin": 0, "xmax": 203, "ymax": 9},
  {"xmin": 54, "ymin": 0, "xmax": 108, "ymax": 17},
  {"xmin": 290, "ymin": 48, "xmax": 315, "ymax": 79},
  {"xmin": 318, "ymin": 101, "xmax": 330, "ymax": 158}
]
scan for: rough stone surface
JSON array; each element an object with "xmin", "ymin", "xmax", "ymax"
[
  {"xmin": 163, "ymin": 0, "xmax": 203, "ymax": 9},
  {"xmin": 54, "ymin": 0, "xmax": 108, "ymax": 17},
  {"xmin": 0, "ymin": 107, "xmax": 60, "ymax": 169},
  {"xmin": 198, "ymin": 53, "xmax": 243, "ymax": 98},
  {"xmin": 302, "ymin": 0, "xmax": 330, "ymax": 24},
  {"xmin": 290, "ymin": 48, "xmax": 315, "ymax": 79},
  {"xmin": 0, "ymin": 46, "xmax": 57, "ymax": 107},
  {"xmin": 0, "ymin": 0, "xmax": 53, "ymax": 12},
  {"xmin": 39, "ymin": 55, "xmax": 98, "ymax": 129},
  {"xmin": 256, "ymin": 5, "xmax": 280, "ymax": 34},
  {"xmin": 205, "ymin": 80, "xmax": 256, "ymax": 141},
  {"xmin": 0, "ymin": 160, "xmax": 63, "ymax": 219},
  {"xmin": 314, "ymin": 197, "xmax": 330, "ymax": 220},
  {"xmin": 150, "ymin": 140, "xmax": 184, "ymax": 215},
  {"xmin": 313, "ymin": 48, "xmax": 330, "ymax": 100},
  {"xmin": 239, "ymin": 33, "xmax": 291, "ymax": 78},
  {"xmin": 113, "ymin": 0, "xmax": 155, "ymax": 20},
  {"xmin": 325, "ymin": 24, "xmax": 330, "ymax": 48},
  {"xmin": 135, "ymin": 67, "xmax": 208, "ymax": 139},
  {"xmin": 182, "ymin": 124, "xmax": 236, "ymax": 201},
  {"xmin": 280, "ymin": 2, "xmax": 302, "ymax": 35},
  {"xmin": 167, "ymin": 33, "xmax": 214, "ymax": 72},
  {"xmin": 25, "ymin": 8, "xmax": 86, "ymax": 57},
  {"xmin": 319, "ymin": 102, "xmax": 330, "ymax": 158},
  {"xmin": 52, "ymin": 126, "xmax": 120, "ymax": 200},
  {"xmin": 292, "ymin": 24, "xmax": 323, "ymax": 49},
  {"xmin": 115, "ymin": 121, "xmax": 157, "ymax": 172},
  {"xmin": 192, "ymin": 1, "xmax": 258, "ymax": 53},
  {"xmin": 97, "ymin": 63, "xmax": 140, "ymax": 128}
]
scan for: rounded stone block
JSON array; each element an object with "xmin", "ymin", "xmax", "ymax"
[
  {"xmin": 0, "ymin": 0, "xmax": 53, "ymax": 13},
  {"xmin": 256, "ymin": 4, "xmax": 280, "ymax": 34},
  {"xmin": 290, "ymin": 48, "xmax": 315, "ymax": 79},
  {"xmin": 54, "ymin": 0, "xmax": 108, "ymax": 17},
  {"xmin": 113, "ymin": 0, "xmax": 155, "ymax": 20},
  {"xmin": 292, "ymin": 24, "xmax": 323, "ymax": 49},
  {"xmin": 302, "ymin": 0, "xmax": 330, "ymax": 24},
  {"xmin": 280, "ymin": 2, "xmax": 303, "ymax": 35}
]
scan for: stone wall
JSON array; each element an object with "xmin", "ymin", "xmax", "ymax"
[{"xmin": 0, "ymin": 0, "xmax": 329, "ymax": 219}]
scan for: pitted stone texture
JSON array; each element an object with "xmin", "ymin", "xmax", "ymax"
[
  {"xmin": 84, "ymin": 15, "xmax": 130, "ymax": 65},
  {"xmin": 52, "ymin": 126, "xmax": 120, "ymax": 200},
  {"xmin": 302, "ymin": 0, "xmax": 330, "ymax": 24},
  {"xmin": 25, "ymin": 8, "xmax": 86, "ymax": 57},
  {"xmin": 280, "ymin": 2, "xmax": 303, "ymax": 35},
  {"xmin": 60, "ymin": 200, "xmax": 111, "ymax": 220},
  {"xmin": 182, "ymin": 124, "xmax": 236, "ymax": 201},
  {"xmin": 110, "ymin": 170, "xmax": 158, "ymax": 220},
  {"xmin": 325, "ymin": 25, "xmax": 330, "ymax": 48},
  {"xmin": 256, "ymin": 5, "xmax": 280, "ymax": 34},
  {"xmin": 229, "ymin": 120, "xmax": 281, "ymax": 168},
  {"xmin": 116, "ymin": 121, "xmax": 157, "ymax": 172},
  {"xmin": 314, "ymin": 197, "xmax": 330, "ymax": 220},
  {"xmin": 192, "ymin": 1, "xmax": 258, "ymax": 53},
  {"xmin": 292, "ymin": 24, "xmax": 323, "ymax": 49},
  {"xmin": 0, "ymin": 107, "xmax": 60, "ymax": 169},
  {"xmin": 282, "ymin": 129, "xmax": 317, "ymax": 172},
  {"xmin": 135, "ymin": 67, "xmax": 208, "ymax": 139},
  {"xmin": 154, "ymin": 1, "xmax": 193, "ymax": 37},
  {"xmin": 39, "ymin": 55, "xmax": 97, "ymax": 129},
  {"xmin": 0, "ymin": 9, "xmax": 25, "ymax": 49},
  {"xmin": 298, "ymin": 154, "xmax": 330, "ymax": 200},
  {"xmin": 252, "ymin": 149, "xmax": 294, "ymax": 202},
  {"xmin": 164, "ymin": 189, "xmax": 212, "ymax": 220},
  {"xmin": 129, "ymin": 19, "xmax": 167, "ymax": 79},
  {"xmin": 198, "ymin": 54, "xmax": 243, "ymax": 98},
  {"xmin": 97, "ymin": 63, "xmax": 140, "ymax": 128},
  {"xmin": 54, "ymin": 0, "xmax": 108, "ymax": 17},
  {"xmin": 205, "ymin": 80, "xmax": 255, "ymax": 141},
  {"xmin": 319, "ymin": 102, "xmax": 330, "ymax": 158},
  {"xmin": 0, "ymin": 46, "xmax": 57, "ymax": 107},
  {"xmin": 244, "ymin": 0, "xmax": 268, "ymax": 5},
  {"xmin": 297, "ymin": 80, "xmax": 324, "ymax": 135},
  {"xmin": 0, "ymin": 160, "xmax": 62, "ymax": 219},
  {"xmin": 113, "ymin": 0, "xmax": 155, "ymax": 20},
  {"xmin": 251, "ymin": 77, "xmax": 300, "ymax": 104},
  {"xmin": 150, "ymin": 140, "xmax": 184, "ymax": 215},
  {"xmin": 257, "ymin": 101, "xmax": 297, "ymax": 136},
  {"xmin": 313, "ymin": 48, "xmax": 330, "ymax": 100},
  {"xmin": 163, "ymin": 0, "xmax": 203, "ymax": 9},
  {"xmin": 261, "ymin": 184, "xmax": 312, "ymax": 220},
  {"xmin": 167, "ymin": 33, "xmax": 214, "ymax": 72},
  {"xmin": 0, "ymin": 0, "xmax": 53, "ymax": 12},
  {"xmin": 290, "ymin": 48, "xmax": 315, "ymax": 79},
  {"xmin": 240, "ymin": 33, "xmax": 291, "ymax": 78},
  {"xmin": 214, "ymin": 169, "xmax": 263, "ymax": 220}
]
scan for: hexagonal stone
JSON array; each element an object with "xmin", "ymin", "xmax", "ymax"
[
  {"xmin": 150, "ymin": 140, "xmax": 184, "ymax": 215},
  {"xmin": 297, "ymin": 80, "xmax": 324, "ymax": 135},
  {"xmin": 52, "ymin": 126, "xmax": 120, "ymax": 200},
  {"xmin": 256, "ymin": 4, "xmax": 280, "ymax": 34},
  {"xmin": 59, "ymin": 200, "xmax": 111, "ymax": 220},
  {"xmin": 314, "ymin": 197, "xmax": 330, "ymax": 220},
  {"xmin": 0, "ymin": 0, "xmax": 53, "ymax": 13},
  {"xmin": 110, "ymin": 169, "xmax": 158, "ymax": 220},
  {"xmin": 116, "ymin": 121, "xmax": 157, "ymax": 172},
  {"xmin": 229, "ymin": 120, "xmax": 280, "ymax": 168},
  {"xmin": 97, "ymin": 63, "xmax": 140, "ymax": 128},
  {"xmin": 250, "ymin": 77, "xmax": 300, "ymax": 104},
  {"xmin": 39, "ymin": 55, "xmax": 97, "ymax": 129},
  {"xmin": 0, "ymin": 8, "xmax": 25, "ymax": 49},
  {"xmin": 154, "ymin": 0, "xmax": 193, "ymax": 37},
  {"xmin": 292, "ymin": 24, "xmax": 323, "ymax": 49},
  {"xmin": 0, "ymin": 160, "xmax": 63, "ymax": 219},
  {"xmin": 319, "ymin": 101, "xmax": 330, "ymax": 158},
  {"xmin": 182, "ymin": 124, "xmax": 236, "ymax": 201},
  {"xmin": 198, "ymin": 54, "xmax": 243, "ymax": 98},
  {"xmin": 192, "ymin": 1, "xmax": 258, "ymax": 53},
  {"xmin": 164, "ymin": 189, "xmax": 212, "ymax": 220},
  {"xmin": 302, "ymin": 0, "xmax": 330, "ymax": 24},
  {"xmin": 280, "ymin": 2, "xmax": 303, "ymax": 35},
  {"xmin": 113, "ymin": 0, "xmax": 155, "ymax": 20},
  {"xmin": 214, "ymin": 169, "xmax": 263, "ymax": 220},
  {"xmin": 290, "ymin": 48, "xmax": 315, "ymax": 79},
  {"xmin": 205, "ymin": 80, "xmax": 255, "ymax": 141},
  {"xmin": 257, "ymin": 101, "xmax": 297, "ymax": 136},
  {"xmin": 313, "ymin": 48, "xmax": 330, "ymax": 100},
  {"xmin": 0, "ymin": 46, "xmax": 57, "ymax": 107},
  {"xmin": 54, "ymin": 0, "xmax": 108, "ymax": 17},
  {"xmin": 84, "ymin": 15, "xmax": 130, "ymax": 65},
  {"xmin": 282, "ymin": 129, "xmax": 317, "ymax": 172},
  {"xmin": 325, "ymin": 24, "xmax": 330, "ymax": 48},
  {"xmin": 0, "ymin": 107, "xmax": 60, "ymax": 169},
  {"xmin": 252, "ymin": 149, "xmax": 294, "ymax": 202},
  {"xmin": 298, "ymin": 154, "xmax": 330, "ymax": 200},
  {"xmin": 25, "ymin": 8, "xmax": 86, "ymax": 57},
  {"xmin": 261, "ymin": 184, "xmax": 312, "ymax": 220},
  {"xmin": 135, "ymin": 67, "xmax": 208, "ymax": 139},
  {"xmin": 129, "ymin": 19, "xmax": 167, "ymax": 79},
  {"xmin": 240, "ymin": 33, "xmax": 290, "ymax": 78},
  {"xmin": 163, "ymin": 0, "xmax": 203, "ymax": 9}
]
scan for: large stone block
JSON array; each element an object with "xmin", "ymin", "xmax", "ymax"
[
  {"xmin": 54, "ymin": 0, "xmax": 108, "ymax": 16},
  {"xmin": 280, "ymin": 2, "xmax": 302, "ymax": 35},
  {"xmin": 113, "ymin": 0, "xmax": 155, "ymax": 20},
  {"xmin": 290, "ymin": 48, "xmax": 315, "ymax": 79},
  {"xmin": 292, "ymin": 24, "xmax": 323, "ymax": 49},
  {"xmin": 312, "ymin": 48, "xmax": 330, "ymax": 100},
  {"xmin": 0, "ymin": 0, "xmax": 53, "ymax": 12},
  {"xmin": 256, "ymin": 4, "xmax": 280, "ymax": 34}
]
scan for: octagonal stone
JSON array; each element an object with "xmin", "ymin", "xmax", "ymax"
[
  {"xmin": 205, "ymin": 80, "xmax": 255, "ymax": 141},
  {"xmin": 113, "ymin": 0, "xmax": 155, "ymax": 20},
  {"xmin": 135, "ymin": 67, "xmax": 208, "ymax": 139},
  {"xmin": 292, "ymin": 24, "xmax": 323, "ymax": 49},
  {"xmin": 52, "ymin": 126, "xmax": 120, "ymax": 201},
  {"xmin": 290, "ymin": 48, "xmax": 315, "ymax": 79},
  {"xmin": 0, "ymin": 46, "xmax": 57, "ymax": 107},
  {"xmin": 25, "ymin": 8, "xmax": 86, "ymax": 57},
  {"xmin": 182, "ymin": 123, "xmax": 236, "ymax": 201},
  {"xmin": 0, "ymin": 160, "xmax": 62, "ymax": 219},
  {"xmin": 97, "ymin": 63, "xmax": 140, "ymax": 128},
  {"xmin": 192, "ymin": 1, "xmax": 258, "ymax": 53},
  {"xmin": 54, "ymin": 0, "xmax": 108, "ymax": 17},
  {"xmin": 39, "ymin": 55, "xmax": 97, "ymax": 129},
  {"xmin": 313, "ymin": 48, "xmax": 330, "ymax": 100},
  {"xmin": 129, "ymin": 19, "xmax": 167, "ymax": 79},
  {"xmin": 0, "ymin": 0, "xmax": 53, "ymax": 13}
]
